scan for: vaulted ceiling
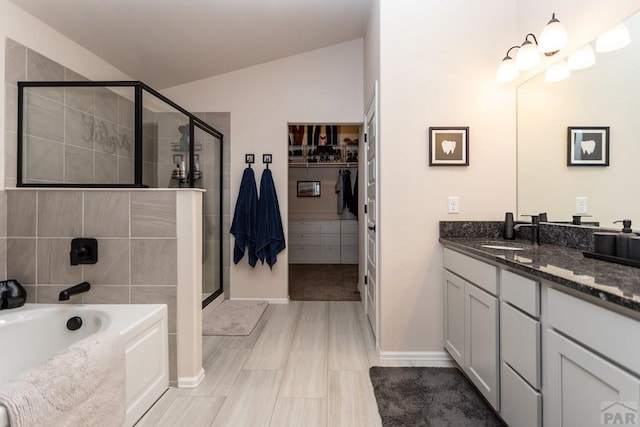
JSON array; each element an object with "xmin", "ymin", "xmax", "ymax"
[{"xmin": 10, "ymin": 0, "xmax": 372, "ymax": 89}]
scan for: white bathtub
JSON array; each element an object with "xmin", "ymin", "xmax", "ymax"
[{"xmin": 0, "ymin": 303, "xmax": 169, "ymax": 427}]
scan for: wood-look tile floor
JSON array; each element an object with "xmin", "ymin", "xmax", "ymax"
[{"xmin": 136, "ymin": 301, "xmax": 385, "ymax": 427}]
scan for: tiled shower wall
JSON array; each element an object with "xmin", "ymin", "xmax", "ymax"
[
  {"xmin": 6, "ymin": 189, "xmax": 181, "ymax": 381},
  {"xmin": 5, "ymin": 38, "xmax": 140, "ymax": 185}
]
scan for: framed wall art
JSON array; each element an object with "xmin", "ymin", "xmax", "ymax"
[
  {"xmin": 567, "ymin": 126, "xmax": 609, "ymax": 166},
  {"xmin": 429, "ymin": 127, "xmax": 469, "ymax": 166},
  {"xmin": 297, "ymin": 180, "xmax": 321, "ymax": 197}
]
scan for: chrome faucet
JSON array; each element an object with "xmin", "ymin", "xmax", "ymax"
[{"xmin": 59, "ymin": 281, "xmax": 91, "ymax": 301}]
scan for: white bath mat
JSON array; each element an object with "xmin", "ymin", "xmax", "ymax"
[{"xmin": 202, "ymin": 300, "xmax": 268, "ymax": 336}]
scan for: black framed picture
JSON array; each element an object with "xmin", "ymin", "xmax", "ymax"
[
  {"xmin": 567, "ymin": 126, "xmax": 610, "ymax": 166},
  {"xmin": 429, "ymin": 127, "xmax": 469, "ymax": 166},
  {"xmin": 297, "ymin": 181, "xmax": 321, "ymax": 197}
]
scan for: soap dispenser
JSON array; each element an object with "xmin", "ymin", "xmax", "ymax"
[{"xmin": 614, "ymin": 219, "xmax": 633, "ymax": 258}]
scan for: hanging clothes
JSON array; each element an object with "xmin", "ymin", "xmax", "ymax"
[
  {"xmin": 348, "ymin": 171, "xmax": 358, "ymax": 219},
  {"xmin": 230, "ymin": 167, "xmax": 258, "ymax": 267},
  {"xmin": 255, "ymin": 168, "xmax": 286, "ymax": 269},
  {"xmin": 342, "ymin": 169, "xmax": 353, "ymax": 212},
  {"xmin": 335, "ymin": 170, "xmax": 344, "ymax": 214}
]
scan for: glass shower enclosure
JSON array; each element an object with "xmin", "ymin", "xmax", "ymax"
[{"xmin": 16, "ymin": 81, "xmax": 224, "ymax": 306}]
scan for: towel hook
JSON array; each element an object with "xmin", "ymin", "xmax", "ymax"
[
  {"xmin": 263, "ymin": 153, "xmax": 272, "ymax": 169},
  {"xmin": 245, "ymin": 154, "xmax": 255, "ymax": 168}
]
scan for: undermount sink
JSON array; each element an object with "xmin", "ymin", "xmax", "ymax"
[{"xmin": 481, "ymin": 244, "xmax": 525, "ymax": 251}]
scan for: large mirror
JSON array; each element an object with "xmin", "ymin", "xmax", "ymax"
[{"xmin": 517, "ymin": 11, "xmax": 640, "ymax": 228}]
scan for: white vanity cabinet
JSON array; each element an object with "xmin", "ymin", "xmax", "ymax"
[
  {"xmin": 443, "ymin": 243, "xmax": 640, "ymax": 427},
  {"xmin": 500, "ymin": 270, "xmax": 542, "ymax": 427},
  {"xmin": 545, "ymin": 288, "xmax": 640, "ymax": 427},
  {"xmin": 443, "ymin": 248, "xmax": 500, "ymax": 410},
  {"xmin": 289, "ymin": 220, "xmax": 340, "ymax": 263},
  {"xmin": 289, "ymin": 220, "xmax": 358, "ymax": 264}
]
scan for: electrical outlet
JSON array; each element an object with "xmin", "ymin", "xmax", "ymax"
[
  {"xmin": 576, "ymin": 197, "xmax": 588, "ymax": 214},
  {"xmin": 448, "ymin": 196, "xmax": 459, "ymax": 214}
]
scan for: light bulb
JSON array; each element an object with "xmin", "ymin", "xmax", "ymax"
[
  {"xmin": 515, "ymin": 41, "xmax": 541, "ymax": 70},
  {"xmin": 545, "ymin": 60, "xmax": 570, "ymax": 82},
  {"xmin": 596, "ymin": 23, "xmax": 630, "ymax": 53},
  {"xmin": 496, "ymin": 57, "xmax": 519, "ymax": 83},
  {"xmin": 539, "ymin": 13, "xmax": 568, "ymax": 55},
  {"xmin": 567, "ymin": 44, "xmax": 596, "ymax": 70}
]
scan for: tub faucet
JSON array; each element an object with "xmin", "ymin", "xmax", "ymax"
[{"xmin": 59, "ymin": 281, "xmax": 91, "ymax": 301}]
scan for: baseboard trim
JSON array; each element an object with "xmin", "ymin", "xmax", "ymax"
[
  {"xmin": 230, "ymin": 297, "xmax": 290, "ymax": 304},
  {"xmin": 377, "ymin": 350, "xmax": 454, "ymax": 367},
  {"xmin": 178, "ymin": 367, "xmax": 205, "ymax": 388}
]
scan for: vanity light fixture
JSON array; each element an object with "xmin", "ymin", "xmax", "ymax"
[
  {"xmin": 567, "ymin": 44, "xmax": 596, "ymax": 70},
  {"xmin": 595, "ymin": 23, "xmax": 631, "ymax": 53},
  {"xmin": 515, "ymin": 34, "xmax": 541, "ymax": 70},
  {"xmin": 538, "ymin": 13, "xmax": 568, "ymax": 56},
  {"xmin": 545, "ymin": 60, "xmax": 570, "ymax": 82},
  {"xmin": 496, "ymin": 45, "xmax": 520, "ymax": 83}
]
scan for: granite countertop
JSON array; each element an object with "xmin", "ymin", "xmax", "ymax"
[{"xmin": 440, "ymin": 237, "xmax": 640, "ymax": 313}]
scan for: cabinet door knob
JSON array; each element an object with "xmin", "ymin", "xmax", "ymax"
[{"xmin": 368, "ymin": 224, "xmax": 376, "ymax": 232}]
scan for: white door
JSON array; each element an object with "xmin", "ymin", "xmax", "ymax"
[
  {"xmin": 364, "ymin": 81, "xmax": 379, "ymax": 340},
  {"xmin": 443, "ymin": 270, "xmax": 465, "ymax": 367},
  {"xmin": 465, "ymin": 282, "xmax": 499, "ymax": 410},
  {"xmin": 545, "ymin": 329, "xmax": 640, "ymax": 427}
]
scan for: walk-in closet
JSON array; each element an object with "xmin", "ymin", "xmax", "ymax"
[{"xmin": 287, "ymin": 123, "xmax": 362, "ymax": 301}]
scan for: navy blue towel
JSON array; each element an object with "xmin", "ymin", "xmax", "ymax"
[
  {"xmin": 230, "ymin": 167, "xmax": 258, "ymax": 267},
  {"xmin": 256, "ymin": 169, "xmax": 286, "ymax": 269}
]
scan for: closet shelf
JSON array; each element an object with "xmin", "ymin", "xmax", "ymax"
[{"xmin": 289, "ymin": 162, "xmax": 358, "ymax": 168}]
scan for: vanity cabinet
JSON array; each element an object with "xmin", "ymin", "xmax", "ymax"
[
  {"xmin": 443, "ymin": 242, "xmax": 640, "ymax": 426},
  {"xmin": 545, "ymin": 288, "xmax": 640, "ymax": 427},
  {"xmin": 443, "ymin": 248, "xmax": 499, "ymax": 410},
  {"xmin": 289, "ymin": 220, "xmax": 358, "ymax": 264}
]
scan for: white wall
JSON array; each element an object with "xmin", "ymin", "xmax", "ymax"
[
  {"xmin": 363, "ymin": 0, "xmax": 380, "ymax": 99},
  {"xmin": 376, "ymin": 0, "xmax": 518, "ymax": 353},
  {"xmin": 0, "ymin": 0, "xmax": 131, "ymax": 189},
  {"xmin": 163, "ymin": 40, "xmax": 364, "ymax": 300}
]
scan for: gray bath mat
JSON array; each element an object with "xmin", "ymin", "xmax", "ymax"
[
  {"xmin": 202, "ymin": 300, "xmax": 268, "ymax": 336},
  {"xmin": 369, "ymin": 367, "xmax": 503, "ymax": 426}
]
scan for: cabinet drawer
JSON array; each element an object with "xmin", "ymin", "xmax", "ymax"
[
  {"xmin": 501, "ymin": 270, "xmax": 540, "ymax": 317},
  {"xmin": 500, "ymin": 362, "xmax": 541, "ymax": 427},
  {"xmin": 443, "ymin": 248, "xmax": 498, "ymax": 295},
  {"xmin": 341, "ymin": 220, "xmax": 358, "ymax": 234},
  {"xmin": 340, "ymin": 246, "xmax": 358, "ymax": 264},
  {"xmin": 289, "ymin": 221, "xmax": 321, "ymax": 234},
  {"xmin": 289, "ymin": 233, "xmax": 321, "ymax": 246},
  {"xmin": 321, "ymin": 233, "xmax": 340, "ymax": 246},
  {"xmin": 288, "ymin": 244, "xmax": 321, "ymax": 264},
  {"xmin": 501, "ymin": 302, "xmax": 540, "ymax": 389},
  {"xmin": 340, "ymin": 233, "xmax": 358, "ymax": 248},
  {"xmin": 321, "ymin": 245, "xmax": 340, "ymax": 262},
  {"xmin": 320, "ymin": 221, "xmax": 340, "ymax": 233},
  {"xmin": 548, "ymin": 287, "xmax": 640, "ymax": 376}
]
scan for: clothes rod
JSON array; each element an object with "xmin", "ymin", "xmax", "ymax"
[{"xmin": 289, "ymin": 162, "xmax": 357, "ymax": 169}]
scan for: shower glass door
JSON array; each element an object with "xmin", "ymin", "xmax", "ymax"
[{"xmin": 194, "ymin": 124, "xmax": 223, "ymax": 304}]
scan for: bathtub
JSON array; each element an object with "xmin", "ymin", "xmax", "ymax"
[{"xmin": 0, "ymin": 303, "xmax": 169, "ymax": 427}]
